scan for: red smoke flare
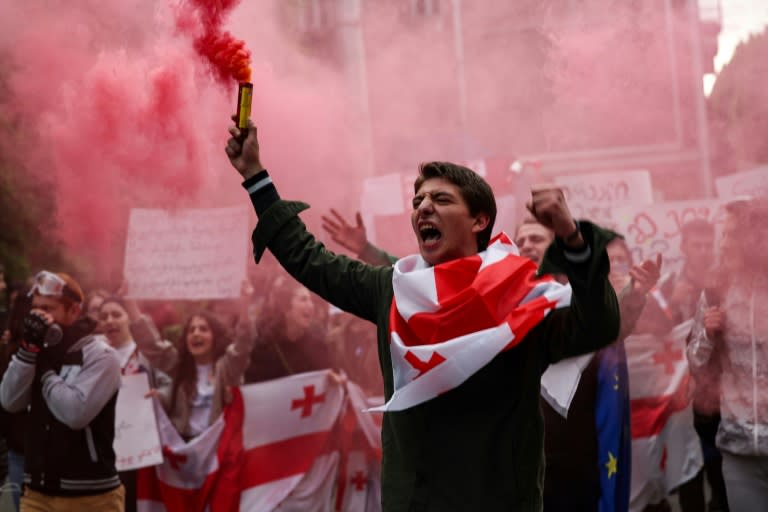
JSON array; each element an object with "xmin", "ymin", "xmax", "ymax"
[
  {"xmin": 195, "ymin": 31, "xmax": 251, "ymax": 83},
  {"xmin": 180, "ymin": 0, "xmax": 252, "ymax": 84}
]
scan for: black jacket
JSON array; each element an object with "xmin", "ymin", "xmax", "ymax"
[{"xmin": 1, "ymin": 317, "xmax": 122, "ymax": 496}]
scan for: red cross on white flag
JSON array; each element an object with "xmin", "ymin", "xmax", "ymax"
[
  {"xmin": 626, "ymin": 319, "xmax": 703, "ymax": 510},
  {"xmin": 651, "ymin": 337, "xmax": 684, "ymax": 376},
  {"xmin": 372, "ymin": 233, "xmax": 571, "ymax": 412},
  {"xmin": 137, "ymin": 371, "xmax": 352, "ymax": 512},
  {"xmin": 291, "ymin": 385, "xmax": 326, "ymax": 417}
]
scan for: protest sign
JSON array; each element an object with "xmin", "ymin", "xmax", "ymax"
[
  {"xmin": 554, "ymin": 170, "xmax": 654, "ymax": 229},
  {"xmin": 360, "ymin": 172, "xmax": 416, "ymax": 256},
  {"xmin": 360, "ymin": 173, "xmax": 406, "ymax": 217},
  {"xmin": 124, "ymin": 207, "xmax": 249, "ymax": 299},
  {"xmin": 613, "ymin": 200, "xmax": 728, "ymax": 276},
  {"xmin": 715, "ymin": 166, "xmax": 768, "ymax": 199},
  {"xmin": 114, "ymin": 373, "xmax": 163, "ymax": 471}
]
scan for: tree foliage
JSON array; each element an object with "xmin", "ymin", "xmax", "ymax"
[
  {"xmin": 0, "ymin": 57, "xmax": 69, "ymax": 283},
  {"xmin": 708, "ymin": 28, "xmax": 768, "ymax": 174}
]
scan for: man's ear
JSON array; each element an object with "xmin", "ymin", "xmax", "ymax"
[
  {"xmin": 66, "ymin": 303, "xmax": 82, "ymax": 324},
  {"xmin": 472, "ymin": 213, "xmax": 491, "ymax": 234}
]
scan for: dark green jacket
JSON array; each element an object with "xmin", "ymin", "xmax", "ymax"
[{"xmin": 249, "ymin": 197, "xmax": 619, "ymax": 512}]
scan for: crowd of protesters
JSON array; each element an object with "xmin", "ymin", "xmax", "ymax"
[
  {"xmin": 0, "ymin": 263, "xmax": 381, "ymax": 511},
  {"xmin": 301, "ymin": 195, "xmax": 768, "ymax": 512},
  {"xmin": 0, "ymin": 191, "xmax": 765, "ymax": 511}
]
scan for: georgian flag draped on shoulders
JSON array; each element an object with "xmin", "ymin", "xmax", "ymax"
[{"xmin": 372, "ymin": 233, "xmax": 572, "ymax": 412}]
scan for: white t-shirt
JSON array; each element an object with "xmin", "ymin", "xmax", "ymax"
[
  {"xmin": 114, "ymin": 341, "xmax": 138, "ymax": 373},
  {"xmin": 188, "ymin": 363, "xmax": 215, "ymax": 437}
]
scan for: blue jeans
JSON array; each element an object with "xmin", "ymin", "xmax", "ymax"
[{"xmin": 5, "ymin": 450, "xmax": 24, "ymax": 511}]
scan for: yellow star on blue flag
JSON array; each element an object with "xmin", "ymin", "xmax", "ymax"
[
  {"xmin": 596, "ymin": 341, "xmax": 630, "ymax": 511},
  {"xmin": 606, "ymin": 451, "xmax": 618, "ymax": 479}
]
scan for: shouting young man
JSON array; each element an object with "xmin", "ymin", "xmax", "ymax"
[{"xmin": 225, "ymin": 121, "xmax": 620, "ymax": 511}]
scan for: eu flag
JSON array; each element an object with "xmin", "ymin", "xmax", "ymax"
[{"xmin": 595, "ymin": 340, "xmax": 631, "ymax": 512}]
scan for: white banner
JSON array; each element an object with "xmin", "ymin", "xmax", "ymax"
[
  {"xmin": 715, "ymin": 165, "xmax": 768, "ymax": 199},
  {"xmin": 114, "ymin": 373, "xmax": 163, "ymax": 471},
  {"xmin": 554, "ymin": 170, "xmax": 654, "ymax": 229},
  {"xmin": 360, "ymin": 173, "xmax": 406, "ymax": 217},
  {"xmin": 612, "ymin": 200, "xmax": 728, "ymax": 276},
  {"xmin": 123, "ymin": 207, "xmax": 248, "ymax": 299}
]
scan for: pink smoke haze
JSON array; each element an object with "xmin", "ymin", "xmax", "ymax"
[
  {"xmin": 2, "ymin": 4, "xmax": 227, "ymax": 279},
  {"xmin": 0, "ymin": 0, "xmax": 764, "ymax": 453},
  {"xmin": 0, "ymin": 0, "xmax": 762, "ymax": 302},
  {"xmin": 0, "ymin": 0, "xmax": 354, "ymax": 283}
]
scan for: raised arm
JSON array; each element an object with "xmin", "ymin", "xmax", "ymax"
[
  {"xmin": 225, "ymin": 121, "xmax": 392, "ymax": 323},
  {"xmin": 536, "ymin": 222, "xmax": 620, "ymax": 364},
  {"xmin": 129, "ymin": 314, "xmax": 178, "ymax": 375},
  {"xmin": 215, "ymin": 283, "xmax": 258, "ymax": 387},
  {"xmin": 616, "ymin": 254, "xmax": 662, "ymax": 341},
  {"xmin": 528, "ymin": 187, "xmax": 620, "ymax": 364},
  {"xmin": 119, "ymin": 287, "xmax": 179, "ymax": 374},
  {"xmin": 321, "ymin": 209, "xmax": 398, "ymax": 266}
]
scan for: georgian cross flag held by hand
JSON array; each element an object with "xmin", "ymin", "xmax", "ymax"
[
  {"xmin": 137, "ymin": 371, "xmax": 350, "ymax": 512},
  {"xmin": 626, "ymin": 319, "xmax": 704, "ymax": 511}
]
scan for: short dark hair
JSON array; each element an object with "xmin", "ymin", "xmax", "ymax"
[
  {"xmin": 413, "ymin": 161, "xmax": 497, "ymax": 251},
  {"xmin": 98, "ymin": 295, "xmax": 127, "ymax": 313},
  {"xmin": 515, "ymin": 215, "xmax": 553, "ymax": 240},
  {"xmin": 680, "ymin": 218, "xmax": 714, "ymax": 244},
  {"xmin": 607, "ymin": 234, "xmax": 633, "ymax": 264}
]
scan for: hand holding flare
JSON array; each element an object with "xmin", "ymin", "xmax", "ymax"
[{"xmin": 226, "ymin": 118, "xmax": 263, "ymax": 180}]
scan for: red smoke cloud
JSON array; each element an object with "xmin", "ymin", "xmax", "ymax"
[
  {"xmin": 0, "ymin": 0, "xmax": 752, "ymax": 292},
  {"xmin": 176, "ymin": 0, "xmax": 252, "ymax": 84},
  {"xmin": 0, "ymin": 1, "xmax": 354, "ymax": 286},
  {"xmin": 195, "ymin": 32, "xmax": 251, "ymax": 83}
]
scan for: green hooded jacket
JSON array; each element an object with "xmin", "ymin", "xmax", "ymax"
[{"xmin": 248, "ymin": 193, "xmax": 619, "ymax": 512}]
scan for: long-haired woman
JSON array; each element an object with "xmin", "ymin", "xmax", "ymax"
[{"xmin": 133, "ymin": 303, "xmax": 255, "ymax": 440}]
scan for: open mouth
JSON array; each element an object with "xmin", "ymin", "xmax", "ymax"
[
  {"xmin": 189, "ymin": 339, "xmax": 207, "ymax": 350},
  {"xmin": 419, "ymin": 223, "xmax": 442, "ymax": 247}
]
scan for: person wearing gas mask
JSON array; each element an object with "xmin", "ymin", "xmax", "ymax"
[{"xmin": 0, "ymin": 271, "xmax": 124, "ymax": 511}]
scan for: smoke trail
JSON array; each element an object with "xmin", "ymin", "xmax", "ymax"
[{"xmin": 176, "ymin": 0, "xmax": 252, "ymax": 84}]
